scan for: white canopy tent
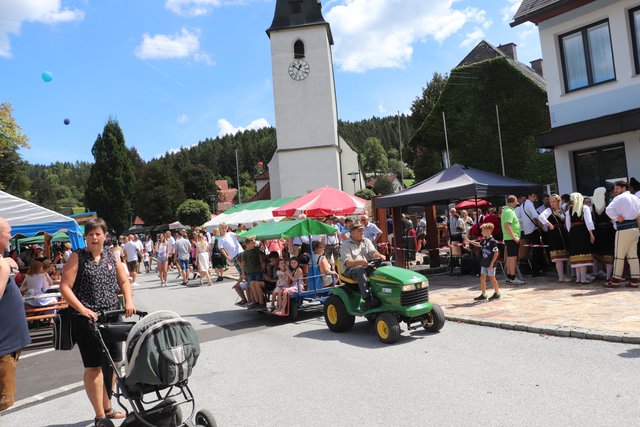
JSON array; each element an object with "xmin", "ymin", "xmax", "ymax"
[
  {"xmin": 0, "ymin": 190, "xmax": 85, "ymax": 249},
  {"xmin": 203, "ymin": 197, "xmax": 296, "ymax": 231}
]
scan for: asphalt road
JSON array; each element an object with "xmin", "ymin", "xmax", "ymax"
[{"xmin": 3, "ymin": 270, "xmax": 640, "ymax": 426}]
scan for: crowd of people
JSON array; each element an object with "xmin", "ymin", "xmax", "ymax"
[{"xmin": 433, "ymin": 179, "xmax": 640, "ymax": 299}]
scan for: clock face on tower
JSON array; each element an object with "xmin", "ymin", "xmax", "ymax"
[{"xmin": 288, "ymin": 59, "xmax": 310, "ymax": 81}]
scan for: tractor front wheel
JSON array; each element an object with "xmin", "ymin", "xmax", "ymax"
[
  {"xmin": 324, "ymin": 295, "xmax": 355, "ymax": 332},
  {"xmin": 375, "ymin": 313, "xmax": 401, "ymax": 344},
  {"xmin": 422, "ymin": 303, "xmax": 445, "ymax": 332}
]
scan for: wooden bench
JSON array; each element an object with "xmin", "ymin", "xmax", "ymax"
[{"xmin": 25, "ymin": 300, "xmax": 68, "ymax": 322}]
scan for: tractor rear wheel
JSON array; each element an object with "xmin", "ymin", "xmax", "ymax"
[{"xmin": 324, "ymin": 295, "xmax": 355, "ymax": 332}]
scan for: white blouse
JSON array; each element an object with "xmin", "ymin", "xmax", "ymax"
[{"xmin": 565, "ymin": 206, "xmax": 595, "ymax": 231}]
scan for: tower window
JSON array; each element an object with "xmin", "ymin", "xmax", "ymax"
[
  {"xmin": 294, "ymin": 40, "xmax": 305, "ymax": 59},
  {"xmin": 289, "ymin": 0, "xmax": 302, "ymax": 14}
]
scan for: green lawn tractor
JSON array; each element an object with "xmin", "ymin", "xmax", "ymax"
[{"xmin": 324, "ymin": 259, "xmax": 445, "ymax": 344}]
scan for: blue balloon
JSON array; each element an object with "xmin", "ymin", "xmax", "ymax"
[
  {"xmin": 63, "ymin": 118, "xmax": 70, "ymax": 125},
  {"xmin": 41, "ymin": 71, "xmax": 53, "ymax": 82}
]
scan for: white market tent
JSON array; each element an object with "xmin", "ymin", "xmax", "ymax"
[
  {"xmin": 204, "ymin": 197, "xmax": 297, "ymax": 231},
  {"xmin": 0, "ymin": 190, "xmax": 85, "ymax": 249}
]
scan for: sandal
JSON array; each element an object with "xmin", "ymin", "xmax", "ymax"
[
  {"xmin": 604, "ymin": 280, "xmax": 620, "ymax": 288},
  {"xmin": 105, "ymin": 408, "xmax": 126, "ymax": 420}
]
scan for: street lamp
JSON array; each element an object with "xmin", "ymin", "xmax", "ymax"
[{"xmin": 347, "ymin": 171, "xmax": 360, "ymax": 193}]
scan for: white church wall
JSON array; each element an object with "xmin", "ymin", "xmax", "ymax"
[
  {"xmin": 276, "ymin": 147, "xmax": 341, "ymax": 197},
  {"xmin": 270, "ymin": 27, "xmax": 339, "ymax": 152}
]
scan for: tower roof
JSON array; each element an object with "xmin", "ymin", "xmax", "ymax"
[{"xmin": 267, "ymin": 0, "xmax": 333, "ymax": 44}]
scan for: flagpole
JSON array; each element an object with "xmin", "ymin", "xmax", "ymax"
[{"xmin": 442, "ymin": 111, "xmax": 451, "ymax": 168}]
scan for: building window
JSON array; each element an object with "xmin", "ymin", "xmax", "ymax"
[
  {"xmin": 289, "ymin": 0, "xmax": 302, "ymax": 14},
  {"xmin": 294, "ymin": 40, "xmax": 305, "ymax": 59},
  {"xmin": 573, "ymin": 143, "xmax": 628, "ymax": 194},
  {"xmin": 630, "ymin": 6, "xmax": 640, "ymax": 74},
  {"xmin": 559, "ymin": 20, "xmax": 615, "ymax": 92}
]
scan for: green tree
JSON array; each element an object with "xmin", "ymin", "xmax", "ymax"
[
  {"xmin": 361, "ymin": 137, "xmax": 388, "ymax": 176},
  {"xmin": 355, "ymin": 188, "xmax": 376, "ymax": 200},
  {"xmin": 0, "ymin": 102, "xmax": 29, "ymax": 153},
  {"xmin": 409, "ymin": 72, "xmax": 448, "ymax": 131},
  {"xmin": 134, "ymin": 163, "xmax": 185, "ymax": 224},
  {"xmin": 182, "ymin": 165, "xmax": 216, "ymax": 202},
  {"xmin": 176, "ymin": 199, "xmax": 211, "ymax": 227},
  {"xmin": 373, "ymin": 177, "xmax": 395, "ymax": 195},
  {"xmin": 85, "ymin": 118, "xmax": 136, "ymax": 233},
  {"xmin": 0, "ymin": 103, "xmax": 30, "ymax": 192}
]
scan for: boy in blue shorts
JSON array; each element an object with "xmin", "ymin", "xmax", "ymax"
[{"xmin": 465, "ymin": 223, "xmax": 501, "ymax": 302}]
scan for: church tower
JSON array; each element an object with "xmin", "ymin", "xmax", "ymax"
[{"xmin": 266, "ymin": 0, "xmax": 351, "ymax": 198}]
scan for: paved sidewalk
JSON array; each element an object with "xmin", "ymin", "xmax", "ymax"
[{"xmin": 426, "ymin": 271, "xmax": 640, "ymax": 342}]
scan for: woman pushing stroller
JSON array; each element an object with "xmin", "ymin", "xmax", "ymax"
[{"xmin": 60, "ymin": 218, "xmax": 136, "ymax": 426}]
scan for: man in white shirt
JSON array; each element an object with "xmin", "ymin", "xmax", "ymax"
[
  {"xmin": 521, "ymin": 192, "xmax": 545, "ymax": 276},
  {"xmin": 360, "ymin": 215, "xmax": 381, "ymax": 245},
  {"xmin": 514, "ymin": 195, "xmax": 526, "ymax": 238},
  {"xmin": 124, "ymin": 235, "xmax": 141, "ymax": 286},
  {"xmin": 605, "ymin": 180, "xmax": 640, "ymax": 288},
  {"xmin": 134, "ymin": 235, "xmax": 144, "ymax": 274},
  {"xmin": 322, "ymin": 216, "xmax": 340, "ymax": 267}
]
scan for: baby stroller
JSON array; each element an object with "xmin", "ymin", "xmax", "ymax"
[{"xmin": 92, "ymin": 309, "xmax": 216, "ymax": 427}]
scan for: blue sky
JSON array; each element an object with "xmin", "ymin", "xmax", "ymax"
[{"xmin": 0, "ymin": 0, "xmax": 540, "ymax": 165}]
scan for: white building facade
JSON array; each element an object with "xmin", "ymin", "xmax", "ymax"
[
  {"xmin": 266, "ymin": 0, "xmax": 363, "ymax": 198},
  {"xmin": 512, "ymin": 0, "xmax": 640, "ymax": 195}
]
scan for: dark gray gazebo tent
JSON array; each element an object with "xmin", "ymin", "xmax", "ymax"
[
  {"xmin": 376, "ymin": 164, "xmax": 542, "ymax": 208},
  {"xmin": 374, "ymin": 164, "xmax": 542, "ymax": 266}
]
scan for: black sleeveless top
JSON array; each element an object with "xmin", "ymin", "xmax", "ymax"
[{"xmin": 73, "ymin": 248, "xmax": 121, "ymax": 312}]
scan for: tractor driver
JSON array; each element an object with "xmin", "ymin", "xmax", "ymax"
[{"xmin": 340, "ymin": 221, "xmax": 389, "ymax": 309}]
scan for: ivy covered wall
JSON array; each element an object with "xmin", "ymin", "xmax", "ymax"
[{"xmin": 407, "ymin": 57, "xmax": 556, "ymax": 187}]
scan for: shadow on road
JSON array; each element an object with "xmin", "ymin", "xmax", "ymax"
[
  {"xmin": 618, "ymin": 347, "xmax": 640, "ymax": 359},
  {"xmin": 293, "ymin": 321, "xmax": 432, "ymax": 349},
  {"xmin": 45, "ymin": 421, "xmax": 93, "ymax": 427},
  {"xmin": 191, "ymin": 306, "xmax": 324, "ymax": 331}
]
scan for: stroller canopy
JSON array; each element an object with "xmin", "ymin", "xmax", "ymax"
[{"xmin": 125, "ymin": 311, "xmax": 200, "ymax": 389}]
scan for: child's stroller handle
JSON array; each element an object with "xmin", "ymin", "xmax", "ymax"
[{"xmin": 97, "ymin": 309, "xmax": 148, "ymax": 323}]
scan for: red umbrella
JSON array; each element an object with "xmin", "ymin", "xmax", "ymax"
[
  {"xmin": 272, "ymin": 186, "xmax": 367, "ymax": 218},
  {"xmin": 455, "ymin": 198, "xmax": 492, "ymax": 209}
]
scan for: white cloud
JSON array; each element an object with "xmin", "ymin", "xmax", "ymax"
[
  {"xmin": 326, "ymin": 0, "xmax": 491, "ymax": 72},
  {"xmin": 217, "ymin": 118, "xmax": 270, "ymax": 137},
  {"xmin": 165, "ymin": 0, "xmax": 251, "ymax": 17},
  {"xmin": 501, "ymin": 0, "xmax": 521, "ymax": 23},
  {"xmin": 177, "ymin": 113, "xmax": 189, "ymax": 124},
  {"xmin": 377, "ymin": 101, "xmax": 386, "ymax": 114},
  {"xmin": 135, "ymin": 28, "xmax": 213, "ymax": 65},
  {"xmin": 460, "ymin": 27, "xmax": 485, "ymax": 48},
  {"xmin": 0, "ymin": 0, "xmax": 84, "ymax": 58}
]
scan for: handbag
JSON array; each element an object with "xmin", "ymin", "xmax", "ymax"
[{"xmin": 53, "ymin": 307, "xmax": 75, "ymax": 350}]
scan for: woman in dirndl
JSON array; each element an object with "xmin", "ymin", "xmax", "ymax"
[
  {"xmin": 564, "ymin": 192, "xmax": 596, "ymax": 284},
  {"xmin": 591, "ymin": 187, "xmax": 615, "ymax": 281},
  {"xmin": 538, "ymin": 194, "xmax": 570, "ymax": 282}
]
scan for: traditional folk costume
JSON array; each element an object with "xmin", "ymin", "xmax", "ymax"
[
  {"xmin": 539, "ymin": 202, "xmax": 570, "ymax": 282},
  {"xmin": 539, "ymin": 208, "xmax": 569, "ymax": 262},
  {"xmin": 591, "ymin": 187, "xmax": 615, "ymax": 268},
  {"xmin": 565, "ymin": 193, "xmax": 595, "ymax": 284},
  {"xmin": 605, "ymin": 189, "xmax": 640, "ymax": 287}
]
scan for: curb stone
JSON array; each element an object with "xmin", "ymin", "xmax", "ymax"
[{"xmin": 445, "ymin": 314, "xmax": 634, "ymax": 343}]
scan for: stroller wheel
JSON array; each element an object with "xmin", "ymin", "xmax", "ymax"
[
  {"xmin": 95, "ymin": 418, "xmax": 115, "ymax": 427},
  {"xmin": 195, "ymin": 409, "xmax": 217, "ymax": 427}
]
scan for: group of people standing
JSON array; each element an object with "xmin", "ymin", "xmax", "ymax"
[{"xmin": 498, "ymin": 180, "xmax": 640, "ymax": 288}]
